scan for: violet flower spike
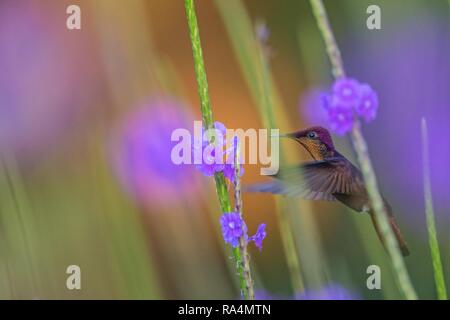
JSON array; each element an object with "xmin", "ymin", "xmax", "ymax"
[
  {"xmin": 220, "ymin": 212, "xmax": 248, "ymax": 248},
  {"xmin": 321, "ymin": 77, "xmax": 379, "ymax": 135},
  {"xmin": 250, "ymin": 223, "xmax": 267, "ymax": 251},
  {"xmin": 193, "ymin": 121, "xmax": 227, "ymax": 177}
]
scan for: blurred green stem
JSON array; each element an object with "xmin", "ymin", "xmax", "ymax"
[
  {"xmin": 309, "ymin": 0, "xmax": 417, "ymax": 299},
  {"xmin": 184, "ymin": 0, "xmax": 253, "ymax": 299},
  {"xmin": 0, "ymin": 152, "xmax": 40, "ymax": 296},
  {"xmin": 421, "ymin": 118, "xmax": 447, "ymax": 300},
  {"xmin": 256, "ymin": 27, "xmax": 305, "ymax": 293}
]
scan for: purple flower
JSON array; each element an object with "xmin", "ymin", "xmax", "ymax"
[
  {"xmin": 195, "ymin": 148, "xmax": 224, "ymax": 176},
  {"xmin": 200, "ymin": 121, "xmax": 227, "ymax": 147},
  {"xmin": 318, "ymin": 77, "xmax": 379, "ymax": 135},
  {"xmin": 208, "ymin": 121, "xmax": 227, "ymax": 145},
  {"xmin": 296, "ymin": 284, "xmax": 358, "ymax": 300},
  {"xmin": 254, "ymin": 284, "xmax": 358, "ymax": 300},
  {"xmin": 112, "ymin": 98, "xmax": 197, "ymax": 207},
  {"xmin": 356, "ymin": 84, "xmax": 379, "ymax": 122},
  {"xmin": 220, "ymin": 213, "xmax": 267, "ymax": 251},
  {"xmin": 249, "ymin": 223, "xmax": 266, "ymax": 251},
  {"xmin": 326, "ymin": 103, "xmax": 354, "ymax": 135},
  {"xmin": 332, "ymin": 77, "xmax": 361, "ymax": 105},
  {"xmin": 253, "ymin": 290, "xmax": 283, "ymax": 300},
  {"xmin": 193, "ymin": 125, "xmax": 246, "ymax": 183},
  {"xmin": 193, "ymin": 121, "xmax": 227, "ymax": 177},
  {"xmin": 220, "ymin": 212, "xmax": 247, "ymax": 247}
]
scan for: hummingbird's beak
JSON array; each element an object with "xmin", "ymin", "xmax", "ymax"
[{"xmin": 272, "ymin": 132, "xmax": 296, "ymax": 140}]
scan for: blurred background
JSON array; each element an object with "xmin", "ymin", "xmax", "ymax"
[{"xmin": 0, "ymin": 0, "xmax": 449, "ymax": 299}]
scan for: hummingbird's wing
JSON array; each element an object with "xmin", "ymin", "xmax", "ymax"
[
  {"xmin": 246, "ymin": 157, "xmax": 410, "ymax": 256},
  {"xmin": 245, "ymin": 157, "xmax": 365, "ymax": 201}
]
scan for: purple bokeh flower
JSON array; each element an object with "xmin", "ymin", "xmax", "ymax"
[
  {"xmin": 253, "ymin": 290, "xmax": 285, "ymax": 300},
  {"xmin": 356, "ymin": 84, "xmax": 379, "ymax": 122},
  {"xmin": 296, "ymin": 284, "xmax": 358, "ymax": 300},
  {"xmin": 112, "ymin": 98, "xmax": 197, "ymax": 207},
  {"xmin": 0, "ymin": 2, "xmax": 101, "ymax": 159},
  {"xmin": 220, "ymin": 212, "xmax": 248, "ymax": 247},
  {"xmin": 305, "ymin": 78, "xmax": 379, "ymax": 135},
  {"xmin": 249, "ymin": 223, "xmax": 267, "ymax": 251},
  {"xmin": 254, "ymin": 284, "xmax": 358, "ymax": 300},
  {"xmin": 325, "ymin": 102, "xmax": 354, "ymax": 135},
  {"xmin": 332, "ymin": 77, "xmax": 361, "ymax": 105}
]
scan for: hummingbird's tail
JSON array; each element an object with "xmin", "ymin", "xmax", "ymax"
[{"xmin": 369, "ymin": 209, "xmax": 410, "ymax": 257}]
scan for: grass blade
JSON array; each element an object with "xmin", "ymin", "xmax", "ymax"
[{"xmin": 421, "ymin": 118, "xmax": 448, "ymax": 300}]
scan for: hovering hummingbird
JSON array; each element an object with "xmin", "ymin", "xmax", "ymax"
[{"xmin": 246, "ymin": 126, "xmax": 410, "ymax": 256}]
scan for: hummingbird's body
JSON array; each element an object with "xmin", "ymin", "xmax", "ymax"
[{"xmin": 247, "ymin": 126, "xmax": 409, "ymax": 256}]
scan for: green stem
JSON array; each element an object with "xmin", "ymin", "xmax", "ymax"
[
  {"xmin": 421, "ymin": 118, "xmax": 448, "ymax": 300},
  {"xmin": 309, "ymin": 0, "xmax": 417, "ymax": 300},
  {"xmin": 309, "ymin": 0, "xmax": 345, "ymax": 79},
  {"xmin": 184, "ymin": 0, "xmax": 213, "ymax": 130},
  {"xmin": 184, "ymin": 0, "xmax": 253, "ymax": 299}
]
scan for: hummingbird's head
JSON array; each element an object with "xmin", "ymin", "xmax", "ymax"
[{"xmin": 282, "ymin": 126, "xmax": 335, "ymax": 160}]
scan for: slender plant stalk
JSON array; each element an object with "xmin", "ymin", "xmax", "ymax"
[
  {"xmin": 184, "ymin": 0, "xmax": 253, "ymax": 299},
  {"xmin": 309, "ymin": 1, "xmax": 345, "ymax": 79},
  {"xmin": 234, "ymin": 139, "xmax": 255, "ymax": 299},
  {"xmin": 309, "ymin": 0, "xmax": 417, "ymax": 299},
  {"xmin": 421, "ymin": 118, "xmax": 448, "ymax": 300}
]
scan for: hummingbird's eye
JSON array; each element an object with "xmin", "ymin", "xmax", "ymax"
[{"xmin": 307, "ymin": 131, "xmax": 317, "ymax": 139}]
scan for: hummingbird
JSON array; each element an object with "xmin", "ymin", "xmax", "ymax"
[{"xmin": 246, "ymin": 126, "xmax": 410, "ymax": 256}]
